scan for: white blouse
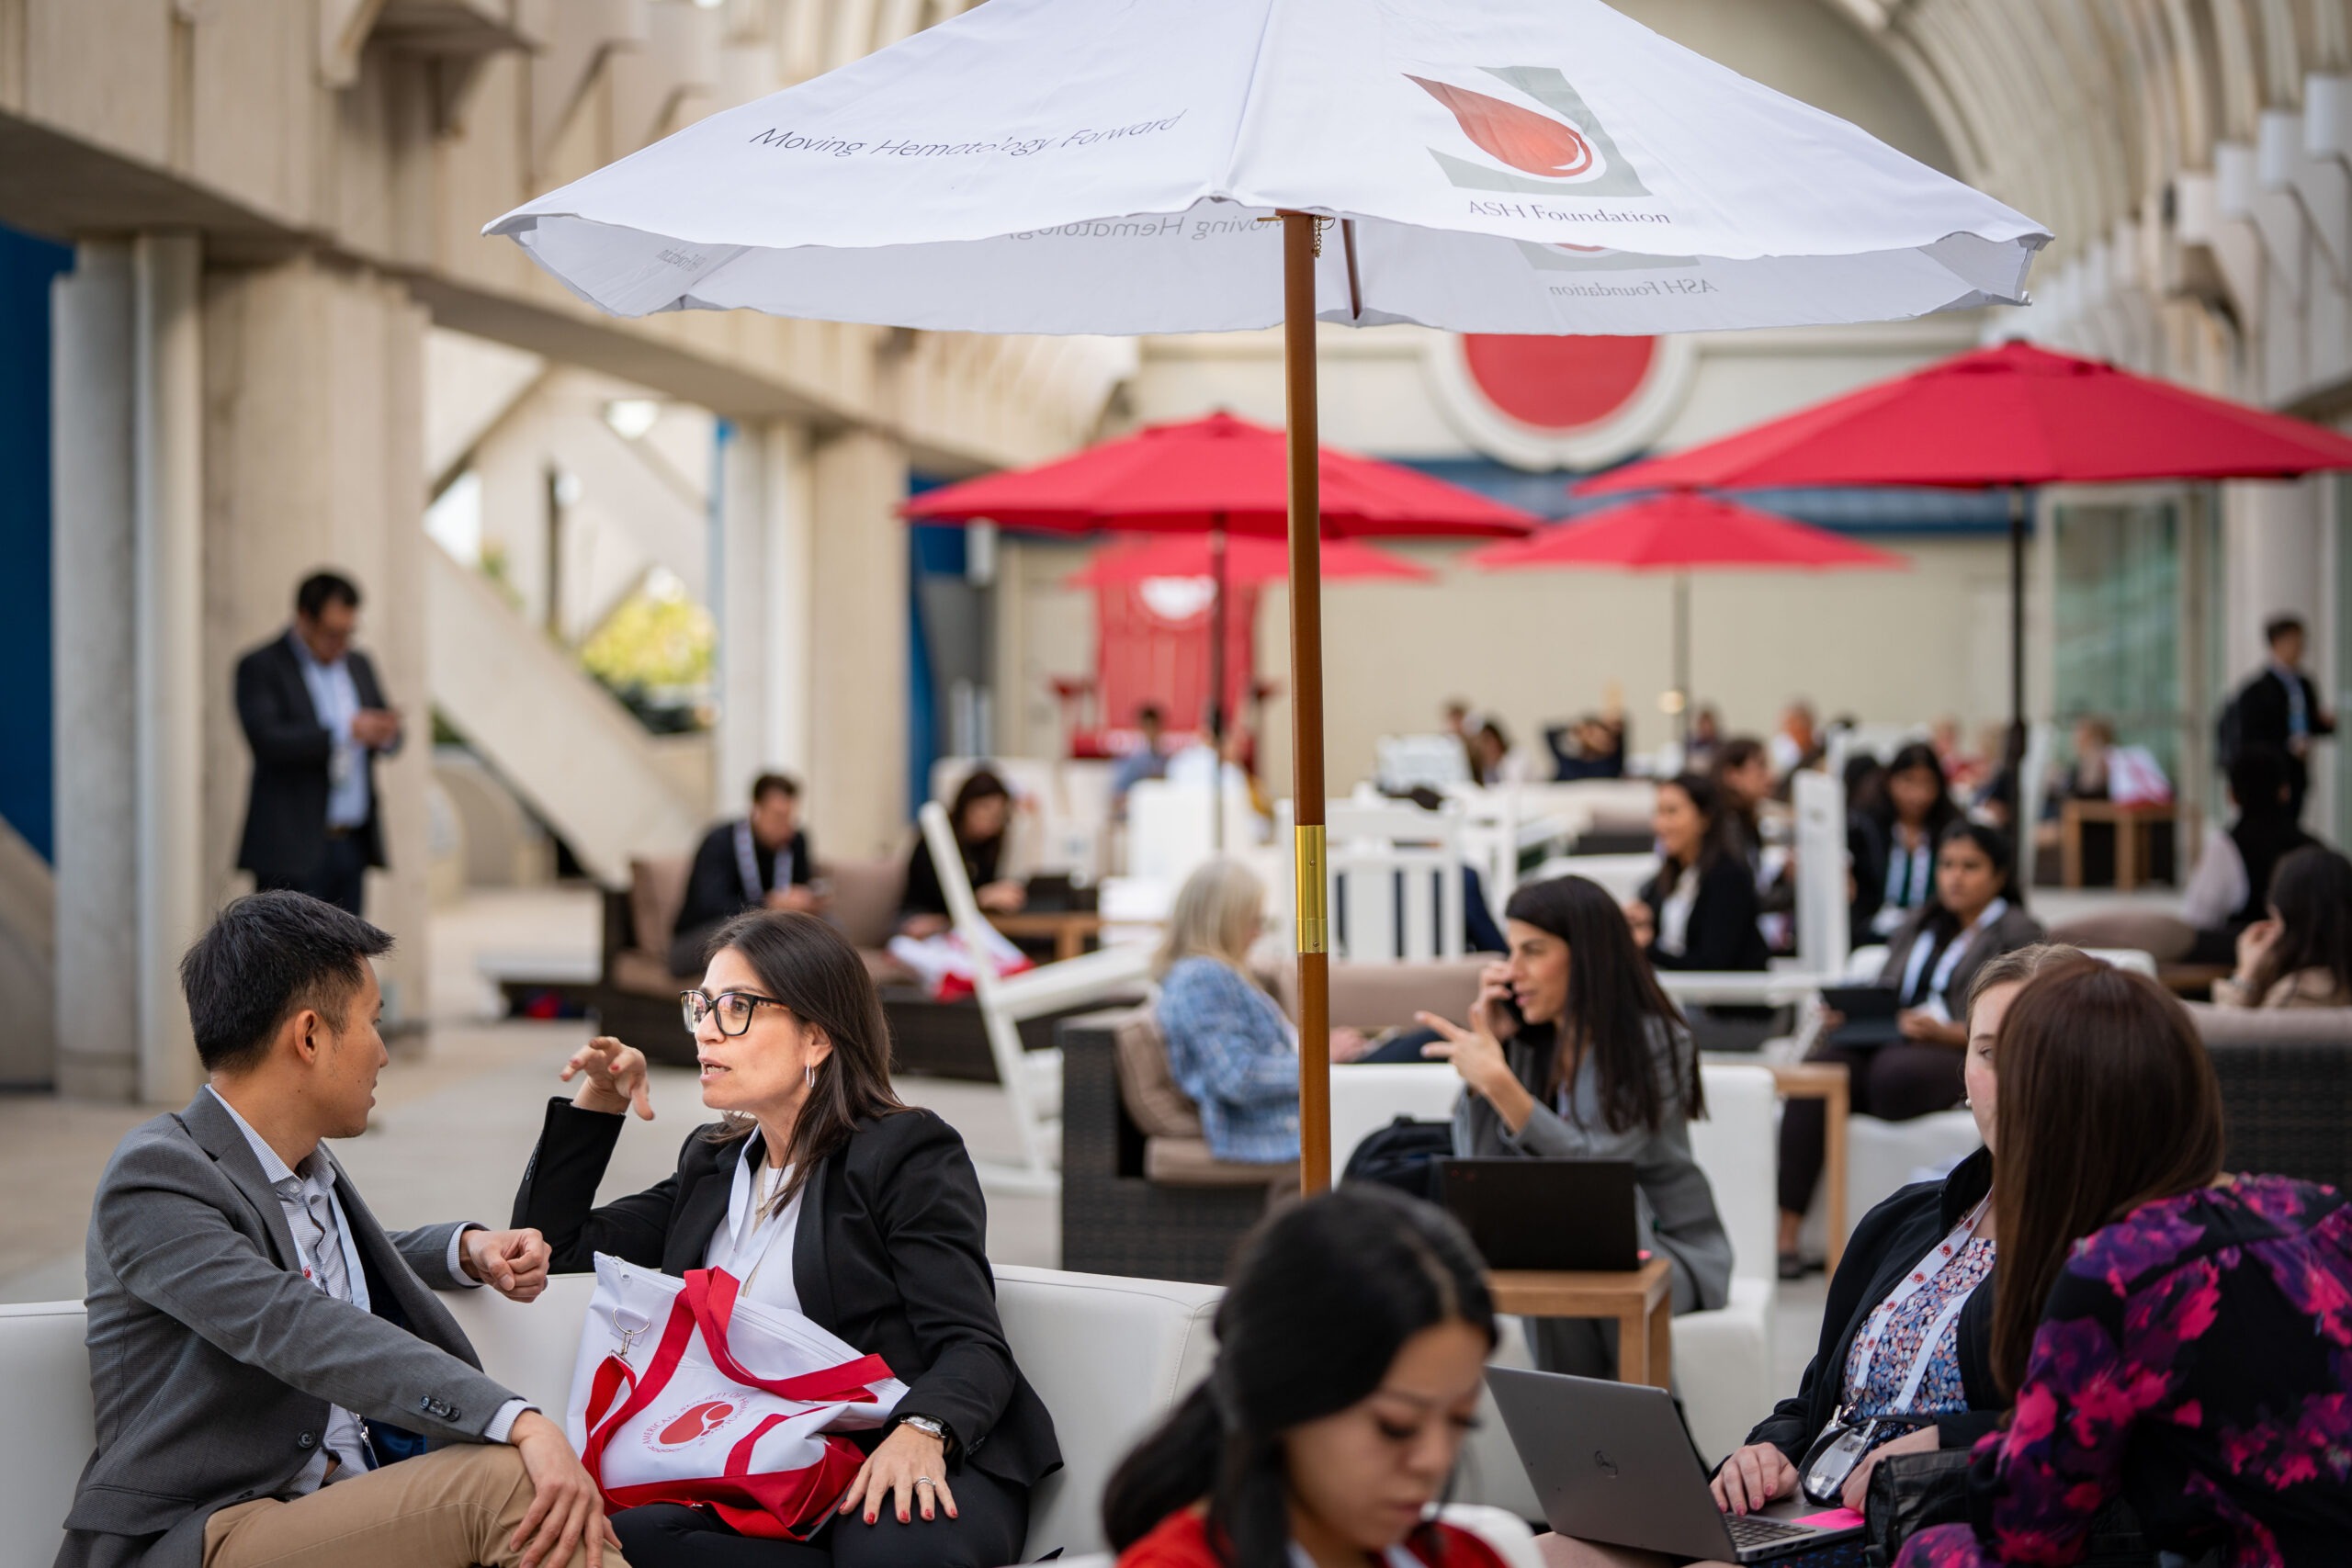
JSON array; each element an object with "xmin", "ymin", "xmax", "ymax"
[{"xmin": 704, "ymin": 1133, "xmax": 805, "ymax": 1312}]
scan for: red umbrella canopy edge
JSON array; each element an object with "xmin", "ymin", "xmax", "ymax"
[
  {"xmin": 1466, "ymin": 492, "xmax": 1907, "ymax": 572},
  {"xmin": 906, "ymin": 411, "xmax": 1537, "ymax": 537},
  {"xmin": 1577, "ymin": 342, "xmax": 2352, "ymax": 495},
  {"xmin": 1068, "ymin": 532, "xmax": 1436, "ymax": 587}
]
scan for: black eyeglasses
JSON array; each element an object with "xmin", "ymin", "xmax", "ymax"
[{"xmin": 680, "ymin": 989, "xmax": 789, "ymax": 1037}]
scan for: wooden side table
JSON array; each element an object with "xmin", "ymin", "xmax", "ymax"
[
  {"xmin": 1487, "ymin": 1257, "xmax": 1673, "ymax": 1388},
  {"xmin": 989, "ymin": 910, "xmax": 1104, "ymax": 964},
  {"xmin": 1769, "ymin": 1061, "xmax": 1850, "ymax": 1276},
  {"xmin": 2060, "ymin": 799, "xmax": 2177, "ymax": 890}
]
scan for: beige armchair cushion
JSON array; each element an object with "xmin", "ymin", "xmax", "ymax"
[
  {"xmin": 820, "ymin": 854, "xmax": 909, "ymax": 951},
  {"xmin": 1279, "ymin": 958, "xmax": 1487, "ymax": 1032},
  {"xmin": 1143, "ymin": 1135, "xmax": 1294, "ymax": 1190},
  {"xmin": 1113, "ymin": 1008, "xmax": 1204, "ymax": 1140},
  {"xmin": 628, "ymin": 854, "xmax": 694, "ymax": 956}
]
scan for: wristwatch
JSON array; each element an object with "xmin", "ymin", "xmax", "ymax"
[{"xmin": 898, "ymin": 1413, "xmax": 952, "ymax": 1449}]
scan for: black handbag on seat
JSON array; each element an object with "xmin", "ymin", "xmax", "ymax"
[
  {"xmin": 1340, "ymin": 1116, "xmax": 1453, "ymax": 1201},
  {"xmin": 1862, "ymin": 1448, "xmax": 2165, "ymax": 1568}
]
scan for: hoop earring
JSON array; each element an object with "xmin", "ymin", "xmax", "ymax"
[{"xmin": 805, "ymin": 1062, "xmax": 816, "ymax": 1089}]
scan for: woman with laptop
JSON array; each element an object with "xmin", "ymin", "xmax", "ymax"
[
  {"xmin": 1416, "ymin": 874, "xmax": 1733, "ymax": 1380},
  {"xmin": 1777, "ymin": 822, "xmax": 2043, "ymax": 1276},
  {"xmin": 1105, "ymin": 1187, "xmax": 1515, "ymax": 1568},
  {"xmin": 1532, "ymin": 947, "xmax": 2085, "ymax": 1568},
  {"xmin": 1895, "ymin": 963, "xmax": 2352, "ymax": 1566}
]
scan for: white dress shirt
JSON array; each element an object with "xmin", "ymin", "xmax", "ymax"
[
  {"xmin": 288, "ymin": 631, "xmax": 372, "ymax": 830},
  {"xmin": 706, "ymin": 1131, "xmax": 806, "ymax": 1311},
  {"xmin": 203, "ymin": 1088, "xmax": 527, "ymax": 1494}
]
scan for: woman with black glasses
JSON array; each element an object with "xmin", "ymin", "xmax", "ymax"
[{"xmin": 511, "ymin": 908, "xmax": 1058, "ymax": 1568}]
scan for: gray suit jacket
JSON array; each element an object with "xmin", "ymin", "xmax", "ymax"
[{"xmin": 56, "ymin": 1092, "xmax": 522, "ymax": 1568}]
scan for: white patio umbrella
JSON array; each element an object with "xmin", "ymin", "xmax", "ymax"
[{"xmin": 489, "ymin": 0, "xmax": 2048, "ymax": 1195}]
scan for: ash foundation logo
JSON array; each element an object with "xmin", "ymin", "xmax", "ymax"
[
  {"xmin": 647, "ymin": 1398, "xmax": 743, "ymax": 1450},
  {"xmin": 1519, "ymin": 241, "xmax": 1695, "ymax": 274},
  {"xmin": 1407, "ymin": 68, "xmax": 1651, "ymax": 198}
]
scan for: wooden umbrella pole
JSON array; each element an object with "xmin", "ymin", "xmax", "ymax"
[
  {"xmin": 1282, "ymin": 211, "xmax": 1331, "ymax": 1196},
  {"xmin": 1209, "ymin": 519, "xmax": 1227, "ymax": 852}
]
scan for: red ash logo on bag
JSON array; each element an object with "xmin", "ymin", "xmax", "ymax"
[{"xmin": 649, "ymin": 1399, "xmax": 741, "ymax": 1450}]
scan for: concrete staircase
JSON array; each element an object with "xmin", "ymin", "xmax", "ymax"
[{"xmin": 425, "ymin": 543, "xmax": 703, "ymax": 887}]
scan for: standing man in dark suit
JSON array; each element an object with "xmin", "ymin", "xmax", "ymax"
[
  {"xmin": 2229, "ymin": 614, "xmax": 2336, "ymax": 822},
  {"xmin": 235, "ymin": 572, "xmax": 403, "ymax": 917},
  {"xmin": 667, "ymin": 772, "xmax": 823, "ymax": 976},
  {"xmin": 59, "ymin": 891, "xmax": 618, "ymax": 1568}
]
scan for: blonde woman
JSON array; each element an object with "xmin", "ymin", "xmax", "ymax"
[{"xmin": 1152, "ymin": 859, "xmax": 1367, "ymax": 1167}]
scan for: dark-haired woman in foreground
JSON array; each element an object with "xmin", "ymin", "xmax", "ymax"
[
  {"xmin": 1105, "ymin": 1187, "xmax": 1510, "ymax": 1568},
  {"xmin": 1417, "ymin": 874, "xmax": 1730, "ymax": 1379},
  {"xmin": 1897, "ymin": 964, "xmax": 2352, "ymax": 1567},
  {"xmin": 512, "ymin": 908, "xmax": 1058, "ymax": 1568}
]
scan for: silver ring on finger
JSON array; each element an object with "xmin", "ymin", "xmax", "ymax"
[{"xmin": 914, "ymin": 1476, "xmax": 935, "ymax": 1489}]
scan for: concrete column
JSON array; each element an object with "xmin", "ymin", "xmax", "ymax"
[
  {"xmin": 200, "ymin": 255, "xmax": 432, "ymax": 1025},
  {"xmin": 2224, "ymin": 477, "xmax": 2331, "ymax": 821},
  {"xmin": 133, "ymin": 234, "xmax": 206, "ymax": 1105},
  {"xmin": 808, "ymin": 429, "xmax": 910, "ymax": 858},
  {"xmin": 713, "ymin": 420, "xmax": 816, "ymax": 812},
  {"xmin": 2223, "ymin": 479, "xmax": 2325, "ymax": 671},
  {"xmin": 51, "ymin": 241, "xmax": 140, "ymax": 1100}
]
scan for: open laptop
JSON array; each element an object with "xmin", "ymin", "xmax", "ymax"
[
  {"xmin": 1487, "ymin": 1366, "xmax": 1866, "ymax": 1562},
  {"xmin": 1436, "ymin": 1158, "xmax": 1638, "ymax": 1272},
  {"xmin": 1819, "ymin": 983, "xmax": 1905, "ymax": 1046}
]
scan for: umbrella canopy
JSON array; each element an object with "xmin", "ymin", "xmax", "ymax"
[
  {"xmin": 488, "ymin": 0, "xmax": 2044, "ymax": 334},
  {"xmin": 1466, "ymin": 491, "xmax": 1906, "ymax": 571},
  {"xmin": 1577, "ymin": 342, "xmax": 2352, "ymax": 494},
  {"xmin": 1069, "ymin": 532, "xmax": 1434, "ymax": 587},
  {"xmin": 1467, "ymin": 493, "xmax": 1903, "ymax": 742},
  {"xmin": 906, "ymin": 412, "xmax": 1535, "ymax": 536},
  {"xmin": 488, "ymin": 0, "xmax": 2049, "ymax": 1197},
  {"xmin": 1573, "ymin": 341, "xmax": 2352, "ymax": 768}
]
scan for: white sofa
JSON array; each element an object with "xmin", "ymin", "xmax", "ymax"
[
  {"xmin": 0, "ymin": 1265, "xmax": 1220, "ymax": 1568},
  {"xmin": 0, "ymin": 1266, "xmax": 1545, "ymax": 1568}
]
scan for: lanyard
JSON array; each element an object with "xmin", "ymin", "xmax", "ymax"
[
  {"xmin": 721, "ymin": 1144, "xmax": 797, "ymax": 1294},
  {"xmin": 1900, "ymin": 898, "xmax": 2006, "ymax": 1007},
  {"xmin": 734, "ymin": 820, "xmax": 789, "ymax": 906},
  {"xmin": 1843, "ymin": 1198, "xmax": 1988, "ymax": 1416},
  {"xmin": 1884, "ymin": 837, "xmax": 1929, "ymax": 909}
]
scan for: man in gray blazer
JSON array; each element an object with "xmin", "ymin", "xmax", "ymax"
[{"xmin": 58, "ymin": 892, "xmax": 625, "ymax": 1568}]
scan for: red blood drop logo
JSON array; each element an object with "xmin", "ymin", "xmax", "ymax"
[
  {"xmin": 1408, "ymin": 76, "xmax": 1594, "ymax": 178},
  {"xmin": 658, "ymin": 1400, "xmax": 736, "ymax": 1446}
]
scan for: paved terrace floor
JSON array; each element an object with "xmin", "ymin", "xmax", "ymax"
[{"xmin": 1, "ymin": 879, "xmax": 2176, "ymax": 1388}]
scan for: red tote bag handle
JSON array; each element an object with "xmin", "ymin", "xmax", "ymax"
[{"xmin": 680, "ymin": 1269, "xmax": 897, "ymax": 1404}]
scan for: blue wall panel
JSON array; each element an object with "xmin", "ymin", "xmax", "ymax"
[{"xmin": 0, "ymin": 227, "xmax": 71, "ymax": 861}]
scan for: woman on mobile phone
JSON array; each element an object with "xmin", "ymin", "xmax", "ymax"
[{"xmin": 1416, "ymin": 874, "xmax": 1730, "ymax": 1380}]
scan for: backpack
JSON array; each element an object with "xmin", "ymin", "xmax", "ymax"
[
  {"xmin": 2217, "ymin": 689, "xmax": 2245, "ymax": 773},
  {"xmin": 1340, "ymin": 1116, "xmax": 1456, "ymax": 1202}
]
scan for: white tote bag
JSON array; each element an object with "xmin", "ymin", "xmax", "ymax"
[{"xmin": 567, "ymin": 1254, "xmax": 908, "ymax": 1539}]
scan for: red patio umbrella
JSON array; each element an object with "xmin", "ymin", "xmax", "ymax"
[
  {"xmin": 1576, "ymin": 342, "xmax": 2352, "ymax": 758},
  {"xmin": 908, "ymin": 412, "xmax": 1533, "ymax": 809},
  {"xmin": 1466, "ymin": 492, "xmax": 1905, "ymax": 742}
]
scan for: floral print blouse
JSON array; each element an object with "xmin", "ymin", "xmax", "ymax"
[
  {"xmin": 1897, "ymin": 1176, "xmax": 2352, "ymax": 1567},
  {"xmin": 1844, "ymin": 1234, "xmax": 1996, "ymax": 1434}
]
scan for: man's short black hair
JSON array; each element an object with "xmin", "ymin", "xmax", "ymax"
[
  {"xmin": 180, "ymin": 892, "xmax": 392, "ymax": 1076},
  {"xmin": 2266, "ymin": 614, "xmax": 2306, "ymax": 647},
  {"xmin": 295, "ymin": 571, "xmax": 362, "ymax": 620},
  {"xmin": 1136, "ymin": 704, "xmax": 1164, "ymax": 727},
  {"xmin": 750, "ymin": 772, "xmax": 800, "ymax": 806}
]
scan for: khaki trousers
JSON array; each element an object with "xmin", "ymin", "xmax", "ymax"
[{"xmin": 202, "ymin": 1445, "xmax": 629, "ymax": 1568}]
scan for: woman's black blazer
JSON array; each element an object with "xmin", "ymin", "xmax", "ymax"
[
  {"xmin": 514, "ymin": 1099, "xmax": 1061, "ymax": 1491},
  {"xmin": 1743, "ymin": 1147, "xmax": 2003, "ymax": 1465},
  {"xmin": 1641, "ymin": 854, "xmax": 1770, "ymax": 972}
]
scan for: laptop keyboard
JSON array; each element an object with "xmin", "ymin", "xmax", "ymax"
[{"xmin": 1722, "ymin": 1514, "xmax": 1818, "ymax": 1548}]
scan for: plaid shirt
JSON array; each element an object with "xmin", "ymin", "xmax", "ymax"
[{"xmin": 1156, "ymin": 957, "xmax": 1300, "ymax": 1165}]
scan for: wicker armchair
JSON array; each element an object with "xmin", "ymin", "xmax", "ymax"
[
  {"xmin": 2192, "ymin": 1004, "xmax": 2352, "ymax": 1194},
  {"xmin": 1058, "ymin": 1008, "xmax": 1288, "ymax": 1283}
]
